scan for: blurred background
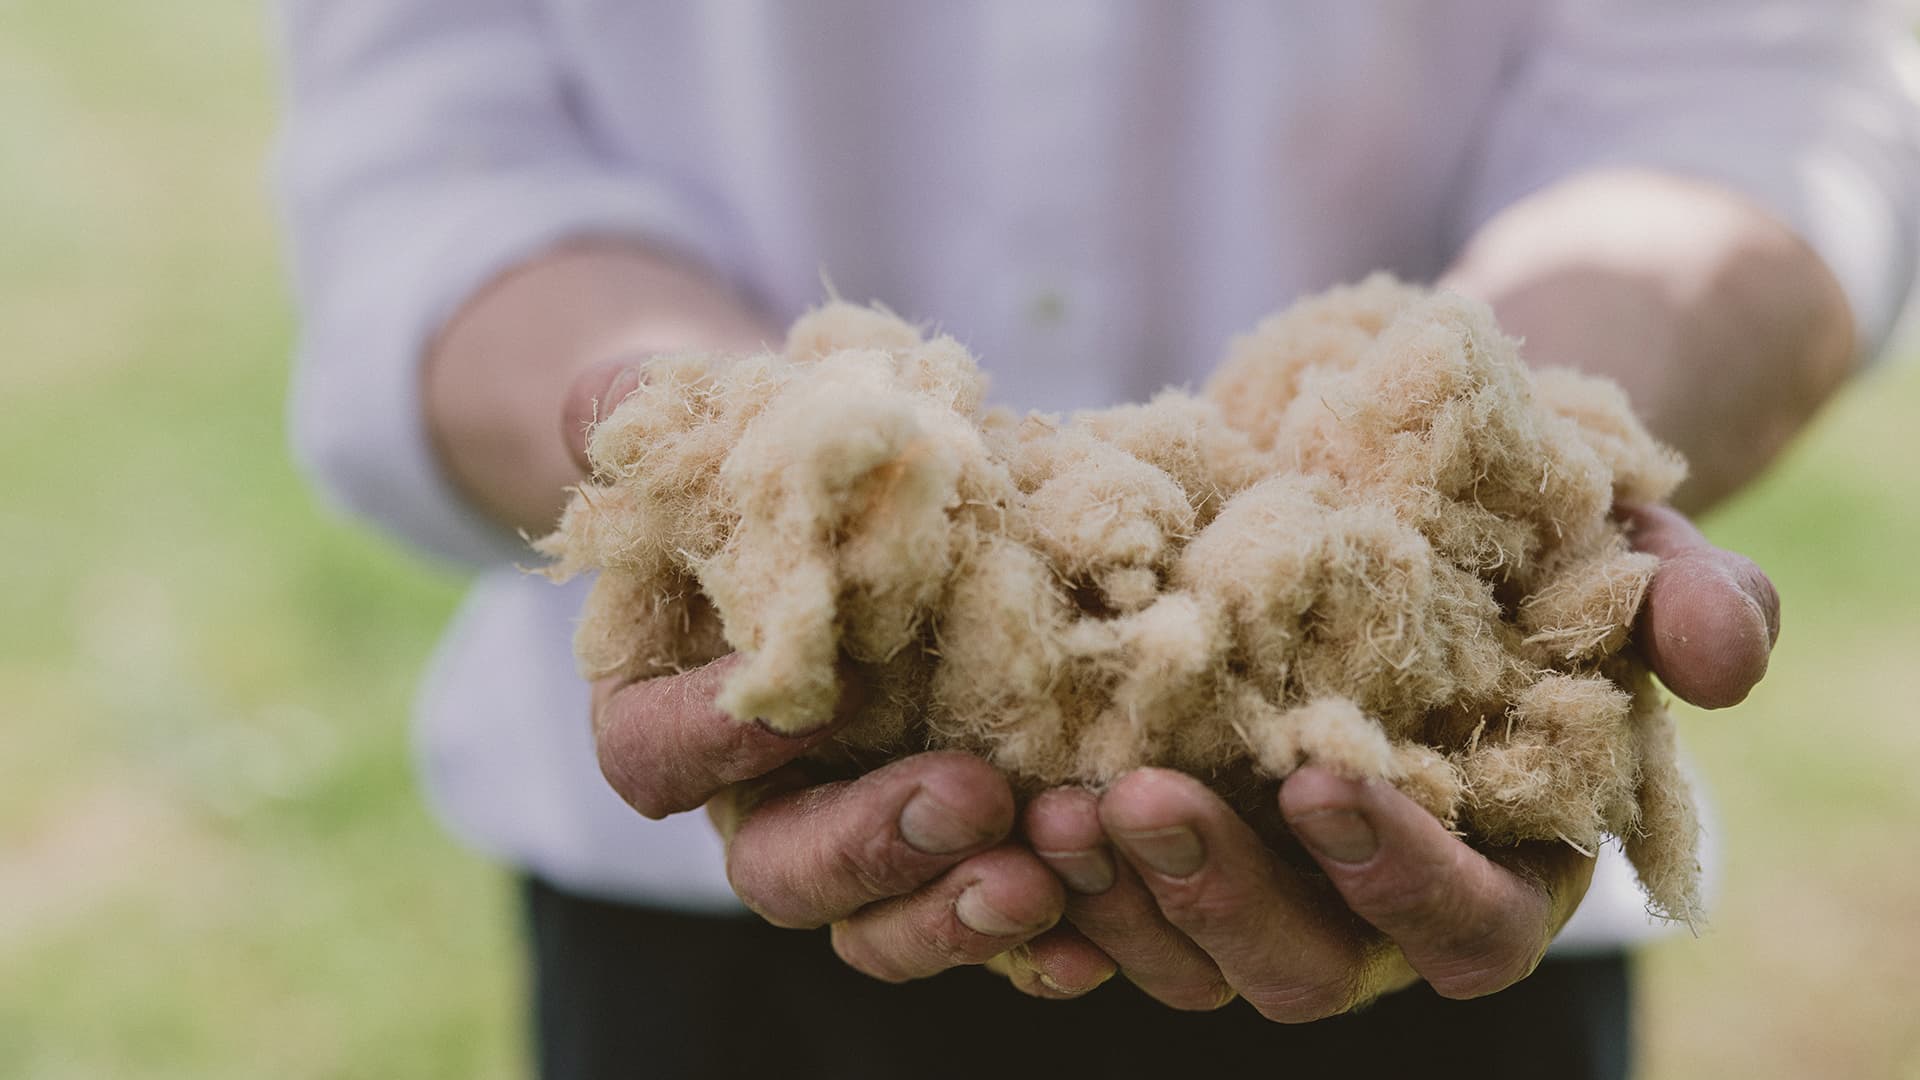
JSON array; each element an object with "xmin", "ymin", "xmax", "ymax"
[{"xmin": 2, "ymin": 3, "xmax": 1916, "ymax": 1077}]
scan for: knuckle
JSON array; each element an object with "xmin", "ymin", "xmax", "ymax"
[
  {"xmin": 1354, "ymin": 860, "xmax": 1456, "ymax": 926},
  {"xmin": 605, "ymin": 683, "xmax": 792, "ymax": 819},
  {"xmin": 831, "ymin": 827, "xmax": 926, "ymax": 901},
  {"xmin": 828, "ymin": 922, "xmax": 912, "ymax": 984},
  {"xmin": 1152, "ymin": 880, "xmax": 1245, "ymax": 939},
  {"xmin": 1353, "ymin": 855, "xmax": 1518, "ymax": 952},
  {"xmin": 1244, "ymin": 973, "xmax": 1361, "ymax": 1024},
  {"xmin": 724, "ymin": 853, "xmax": 813, "ymax": 930},
  {"xmin": 1370, "ymin": 851, "xmax": 1554, "ymax": 999},
  {"xmin": 595, "ymin": 732, "xmax": 677, "ymax": 820},
  {"xmin": 709, "ymin": 719, "xmax": 784, "ymax": 787},
  {"xmin": 914, "ymin": 911, "xmax": 995, "ymax": 971},
  {"xmin": 728, "ymin": 778, "xmax": 935, "ymax": 930},
  {"xmin": 1426, "ymin": 939, "xmax": 1543, "ymax": 1000},
  {"xmin": 1150, "ymin": 977, "xmax": 1238, "ymax": 1013},
  {"xmin": 831, "ymin": 902, "xmax": 982, "ymax": 984}
]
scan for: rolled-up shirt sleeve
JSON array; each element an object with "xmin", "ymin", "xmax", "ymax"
[
  {"xmin": 275, "ymin": 0, "xmax": 746, "ymax": 565},
  {"xmin": 1455, "ymin": 0, "xmax": 1920, "ymax": 361}
]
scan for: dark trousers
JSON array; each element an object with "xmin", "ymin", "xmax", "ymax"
[{"xmin": 524, "ymin": 876, "xmax": 1632, "ymax": 1080}]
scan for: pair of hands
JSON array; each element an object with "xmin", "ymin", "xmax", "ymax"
[{"xmin": 563, "ymin": 360, "xmax": 1780, "ymax": 1018}]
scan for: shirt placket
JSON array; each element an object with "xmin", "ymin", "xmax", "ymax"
[{"xmin": 982, "ymin": 0, "xmax": 1114, "ymax": 407}]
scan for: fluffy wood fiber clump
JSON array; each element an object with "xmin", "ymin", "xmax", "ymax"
[{"xmin": 537, "ymin": 276, "xmax": 1704, "ymax": 921}]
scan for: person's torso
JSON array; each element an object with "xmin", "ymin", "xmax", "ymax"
[
  {"xmin": 541, "ymin": 0, "xmax": 1532, "ymax": 409},
  {"xmin": 421, "ymin": 3, "xmax": 1676, "ymax": 947}
]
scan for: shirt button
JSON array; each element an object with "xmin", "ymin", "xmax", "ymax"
[{"xmin": 1027, "ymin": 288, "xmax": 1068, "ymax": 327}]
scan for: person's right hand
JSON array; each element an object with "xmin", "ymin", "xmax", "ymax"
[
  {"xmin": 590, "ymin": 661, "xmax": 1082, "ymax": 983},
  {"xmin": 568, "ymin": 359, "xmax": 1081, "ymax": 986}
]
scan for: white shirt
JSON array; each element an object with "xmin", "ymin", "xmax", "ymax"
[{"xmin": 276, "ymin": 1, "xmax": 1920, "ymax": 947}]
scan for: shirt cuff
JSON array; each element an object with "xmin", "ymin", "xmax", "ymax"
[{"xmin": 289, "ymin": 169, "xmax": 749, "ymax": 567}]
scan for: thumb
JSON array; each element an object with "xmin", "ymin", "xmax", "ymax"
[
  {"xmin": 561, "ymin": 357, "xmax": 652, "ymax": 477},
  {"xmin": 1618, "ymin": 502, "xmax": 1780, "ymax": 709},
  {"xmin": 1279, "ymin": 767, "xmax": 1589, "ymax": 999}
]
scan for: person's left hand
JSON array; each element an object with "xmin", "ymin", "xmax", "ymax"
[
  {"xmin": 999, "ymin": 766, "xmax": 1588, "ymax": 1010},
  {"xmin": 993, "ymin": 503, "xmax": 1779, "ymax": 1012}
]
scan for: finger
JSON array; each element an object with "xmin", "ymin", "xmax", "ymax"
[
  {"xmin": 1100, "ymin": 768, "xmax": 1392, "ymax": 1023},
  {"xmin": 1025, "ymin": 786, "xmax": 1231, "ymax": 1011},
  {"xmin": 987, "ymin": 926, "xmax": 1119, "ymax": 1000},
  {"xmin": 726, "ymin": 752, "xmax": 1015, "ymax": 928},
  {"xmin": 591, "ymin": 656, "xmax": 848, "ymax": 819},
  {"xmin": 1619, "ymin": 502, "xmax": 1780, "ymax": 709},
  {"xmin": 1280, "ymin": 766, "xmax": 1593, "ymax": 1000},
  {"xmin": 562, "ymin": 357, "xmax": 650, "ymax": 475},
  {"xmin": 1024, "ymin": 787, "xmax": 1118, "ymax": 894},
  {"xmin": 829, "ymin": 846, "xmax": 1065, "ymax": 983}
]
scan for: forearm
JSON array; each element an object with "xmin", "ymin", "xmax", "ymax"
[
  {"xmin": 424, "ymin": 243, "xmax": 775, "ymax": 535},
  {"xmin": 1440, "ymin": 169, "xmax": 1856, "ymax": 513}
]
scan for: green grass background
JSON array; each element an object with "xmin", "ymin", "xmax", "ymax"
[{"xmin": 2, "ymin": 4, "xmax": 1916, "ymax": 1077}]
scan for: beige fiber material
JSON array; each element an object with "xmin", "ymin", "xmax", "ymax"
[{"xmin": 537, "ymin": 276, "xmax": 1703, "ymax": 921}]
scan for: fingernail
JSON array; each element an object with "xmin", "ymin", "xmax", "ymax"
[
  {"xmin": 1737, "ymin": 562, "xmax": 1782, "ymax": 646},
  {"xmin": 600, "ymin": 367, "xmax": 644, "ymax": 413},
  {"xmin": 1115, "ymin": 826, "xmax": 1205, "ymax": 878},
  {"xmin": 955, "ymin": 885, "xmax": 1039, "ymax": 937},
  {"xmin": 752, "ymin": 717, "xmax": 814, "ymax": 741},
  {"xmin": 1039, "ymin": 967, "xmax": 1114, "ymax": 996},
  {"xmin": 1292, "ymin": 809, "xmax": 1379, "ymax": 865},
  {"xmin": 899, "ymin": 791, "xmax": 985, "ymax": 855},
  {"xmin": 1038, "ymin": 847, "xmax": 1115, "ymax": 895}
]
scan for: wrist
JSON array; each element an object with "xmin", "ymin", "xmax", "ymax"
[
  {"xmin": 424, "ymin": 242, "xmax": 775, "ymax": 535},
  {"xmin": 1439, "ymin": 169, "xmax": 1854, "ymax": 511}
]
